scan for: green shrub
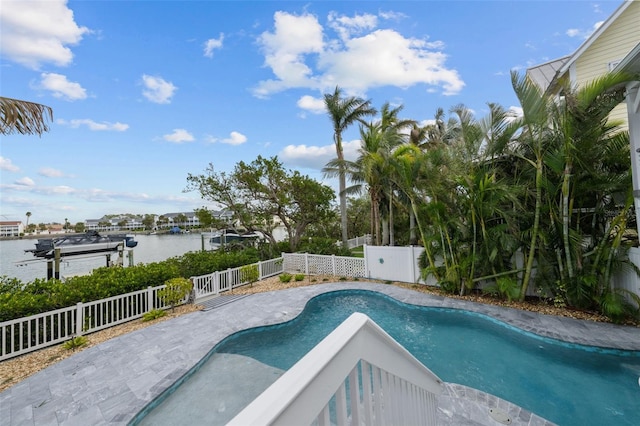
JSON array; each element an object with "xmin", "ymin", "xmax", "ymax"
[
  {"xmin": 240, "ymin": 264, "xmax": 260, "ymax": 288},
  {"xmin": 159, "ymin": 278, "xmax": 192, "ymax": 312},
  {"xmin": 483, "ymin": 277, "xmax": 520, "ymax": 302},
  {"xmin": 294, "ymin": 274, "xmax": 305, "ymax": 282},
  {"xmin": 279, "ymin": 273, "xmax": 293, "ymax": 283},
  {"xmin": 0, "ymin": 247, "xmax": 261, "ymax": 322},
  {"xmin": 142, "ymin": 309, "xmax": 167, "ymax": 322},
  {"xmin": 62, "ymin": 336, "xmax": 88, "ymax": 351}
]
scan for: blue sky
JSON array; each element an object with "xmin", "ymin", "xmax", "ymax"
[{"xmin": 0, "ymin": 0, "xmax": 623, "ymax": 225}]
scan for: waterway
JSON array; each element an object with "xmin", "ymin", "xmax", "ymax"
[{"xmin": 0, "ymin": 233, "xmax": 213, "ymax": 283}]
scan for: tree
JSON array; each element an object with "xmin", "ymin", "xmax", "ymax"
[
  {"xmin": 25, "ymin": 212, "xmax": 32, "ymax": 233},
  {"xmin": 1, "ymin": 96, "xmax": 53, "ymax": 136},
  {"xmin": 324, "ymin": 86, "xmax": 376, "ymax": 247},
  {"xmin": 187, "ymin": 156, "xmax": 335, "ymax": 252},
  {"xmin": 142, "ymin": 214, "xmax": 156, "ymax": 230},
  {"xmin": 74, "ymin": 222, "xmax": 86, "ymax": 233},
  {"xmin": 193, "ymin": 208, "xmax": 212, "ymax": 229},
  {"xmin": 175, "ymin": 214, "xmax": 188, "ymax": 227}
]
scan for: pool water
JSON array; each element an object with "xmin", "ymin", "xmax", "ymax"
[{"xmin": 140, "ymin": 290, "xmax": 640, "ymax": 425}]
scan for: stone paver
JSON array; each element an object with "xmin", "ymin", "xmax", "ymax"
[{"xmin": 2, "ymin": 282, "xmax": 639, "ymax": 425}]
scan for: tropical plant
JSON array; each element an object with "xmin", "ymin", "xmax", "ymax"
[
  {"xmin": 1, "ymin": 96, "xmax": 53, "ymax": 135},
  {"xmin": 324, "ymin": 86, "xmax": 376, "ymax": 247},
  {"xmin": 142, "ymin": 309, "xmax": 167, "ymax": 321}
]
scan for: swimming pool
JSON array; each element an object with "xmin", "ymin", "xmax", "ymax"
[{"xmin": 135, "ymin": 290, "xmax": 640, "ymax": 425}]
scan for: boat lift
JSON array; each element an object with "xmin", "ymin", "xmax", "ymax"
[{"xmin": 23, "ymin": 232, "xmax": 138, "ymax": 280}]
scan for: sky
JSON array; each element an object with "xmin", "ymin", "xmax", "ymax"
[{"xmin": 0, "ymin": 0, "xmax": 625, "ymax": 225}]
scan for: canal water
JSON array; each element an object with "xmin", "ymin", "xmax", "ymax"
[{"xmin": 0, "ymin": 233, "xmax": 213, "ymax": 283}]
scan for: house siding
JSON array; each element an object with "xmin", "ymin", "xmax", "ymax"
[{"xmin": 574, "ymin": 1, "xmax": 640, "ymax": 129}]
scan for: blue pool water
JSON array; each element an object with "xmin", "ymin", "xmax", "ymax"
[{"xmin": 142, "ymin": 290, "xmax": 640, "ymax": 425}]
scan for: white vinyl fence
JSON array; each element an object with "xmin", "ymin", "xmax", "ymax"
[
  {"xmin": 229, "ymin": 312, "xmax": 443, "ymax": 426},
  {"xmin": 1, "ymin": 285, "xmax": 171, "ymax": 361},
  {"xmin": 283, "ymin": 253, "xmax": 366, "ymax": 278},
  {"xmin": 190, "ymin": 257, "xmax": 284, "ymax": 301},
  {"xmin": 346, "ymin": 234, "xmax": 371, "ymax": 249}
]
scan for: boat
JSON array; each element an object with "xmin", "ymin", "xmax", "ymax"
[
  {"xmin": 25, "ymin": 231, "xmax": 138, "ymax": 259},
  {"xmin": 209, "ymin": 229, "xmax": 259, "ymax": 246}
]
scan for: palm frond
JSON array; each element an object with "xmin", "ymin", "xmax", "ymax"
[{"xmin": 1, "ymin": 96, "xmax": 53, "ymax": 136}]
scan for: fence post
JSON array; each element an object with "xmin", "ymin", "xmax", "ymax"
[
  {"xmin": 363, "ymin": 244, "xmax": 369, "ymax": 279},
  {"xmin": 147, "ymin": 286, "xmax": 154, "ymax": 311},
  {"xmin": 258, "ymin": 260, "xmax": 264, "ymax": 280},
  {"xmin": 305, "ymin": 253, "xmax": 309, "ymax": 275},
  {"xmin": 410, "ymin": 246, "xmax": 417, "ymax": 283},
  {"xmin": 75, "ymin": 302, "xmax": 83, "ymax": 336},
  {"xmin": 332, "ymin": 255, "xmax": 336, "ymax": 276}
]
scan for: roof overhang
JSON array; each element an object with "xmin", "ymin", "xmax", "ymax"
[{"xmin": 615, "ymin": 41, "xmax": 640, "ymax": 75}]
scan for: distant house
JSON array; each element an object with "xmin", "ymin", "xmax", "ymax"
[
  {"xmin": 0, "ymin": 221, "xmax": 24, "ymax": 237},
  {"xmin": 84, "ymin": 215, "xmax": 145, "ymax": 231}
]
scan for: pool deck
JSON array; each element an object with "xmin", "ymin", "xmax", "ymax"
[{"xmin": 2, "ymin": 282, "xmax": 640, "ymax": 425}]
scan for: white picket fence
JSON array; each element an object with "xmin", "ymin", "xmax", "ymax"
[
  {"xmin": 190, "ymin": 257, "xmax": 284, "ymax": 301},
  {"xmin": 229, "ymin": 312, "xmax": 443, "ymax": 425},
  {"xmin": 1, "ymin": 285, "xmax": 171, "ymax": 361}
]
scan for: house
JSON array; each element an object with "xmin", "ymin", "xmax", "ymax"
[
  {"xmin": 0, "ymin": 221, "xmax": 24, "ymax": 237},
  {"xmin": 527, "ymin": 0, "xmax": 640, "ymax": 237},
  {"xmin": 527, "ymin": 0, "xmax": 640, "ymax": 130}
]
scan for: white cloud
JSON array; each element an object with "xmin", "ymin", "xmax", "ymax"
[
  {"xmin": 566, "ymin": 21, "xmax": 604, "ymax": 39},
  {"xmin": 206, "ymin": 131, "xmax": 248, "ymax": 145},
  {"xmin": 320, "ymin": 29, "xmax": 462, "ymax": 95},
  {"xmin": 0, "ymin": 0, "xmax": 90, "ymax": 69},
  {"xmin": 38, "ymin": 73, "xmax": 87, "ymax": 100},
  {"xmin": 297, "ymin": 95, "xmax": 326, "ymax": 114},
  {"xmin": 221, "ymin": 131, "xmax": 247, "ymax": 145},
  {"xmin": 142, "ymin": 74, "xmax": 177, "ymax": 104},
  {"xmin": 204, "ymin": 33, "xmax": 224, "ymax": 58},
  {"xmin": 163, "ymin": 129, "xmax": 194, "ymax": 143},
  {"xmin": 280, "ymin": 139, "xmax": 361, "ymax": 170},
  {"xmin": 253, "ymin": 11, "xmax": 325, "ymax": 98},
  {"xmin": 253, "ymin": 11, "xmax": 463, "ymax": 98},
  {"xmin": 15, "ymin": 177, "xmax": 35, "ymax": 186},
  {"xmin": 327, "ymin": 11, "xmax": 378, "ymax": 41},
  {"xmin": 57, "ymin": 118, "xmax": 129, "ymax": 131},
  {"xmin": 38, "ymin": 167, "xmax": 65, "ymax": 178},
  {"xmin": 0, "ymin": 156, "xmax": 20, "ymax": 172}
]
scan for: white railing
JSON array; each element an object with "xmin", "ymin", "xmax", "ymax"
[
  {"xmin": 346, "ymin": 234, "xmax": 371, "ymax": 249},
  {"xmin": 190, "ymin": 257, "xmax": 284, "ymax": 301},
  {"xmin": 0, "ymin": 285, "xmax": 170, "ymax": 361},
  {"xmin": 283, "ymin": 252, "xmax": 366, "ymax": 278},
  {"xmin": 229, "ymin": 312, "xmax": 443, "ymax": 426}
]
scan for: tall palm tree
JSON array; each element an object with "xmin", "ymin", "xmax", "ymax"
[
  {"xmin": 377, "ymin": 103, "xmax": 414, "ymax": 246},
  {"xmin": 324, "ymin": 86, "xmax": 376, "ymax": 247},
  {"xmin": 25, "ymin": 212, "xmax": 32, "ymax": 230},
  {"xmin": 1, "ymin": 96, "xmax": 53, "ymax": 135}
]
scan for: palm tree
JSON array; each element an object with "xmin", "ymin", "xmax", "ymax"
[
  {"xmin": 25, "ymin": 212, "xmax": 32, "ymax": 229},
  {"xmin": 377, "ymin": 103, "xmax": 414, "ymax": 246},
  {"xmin": 1, "ymin": 96, "xmax": 53, "ymax": 135},
  {"xmin": 324, "ymin": 86, "xmax": 376, "ymax": 247}
]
